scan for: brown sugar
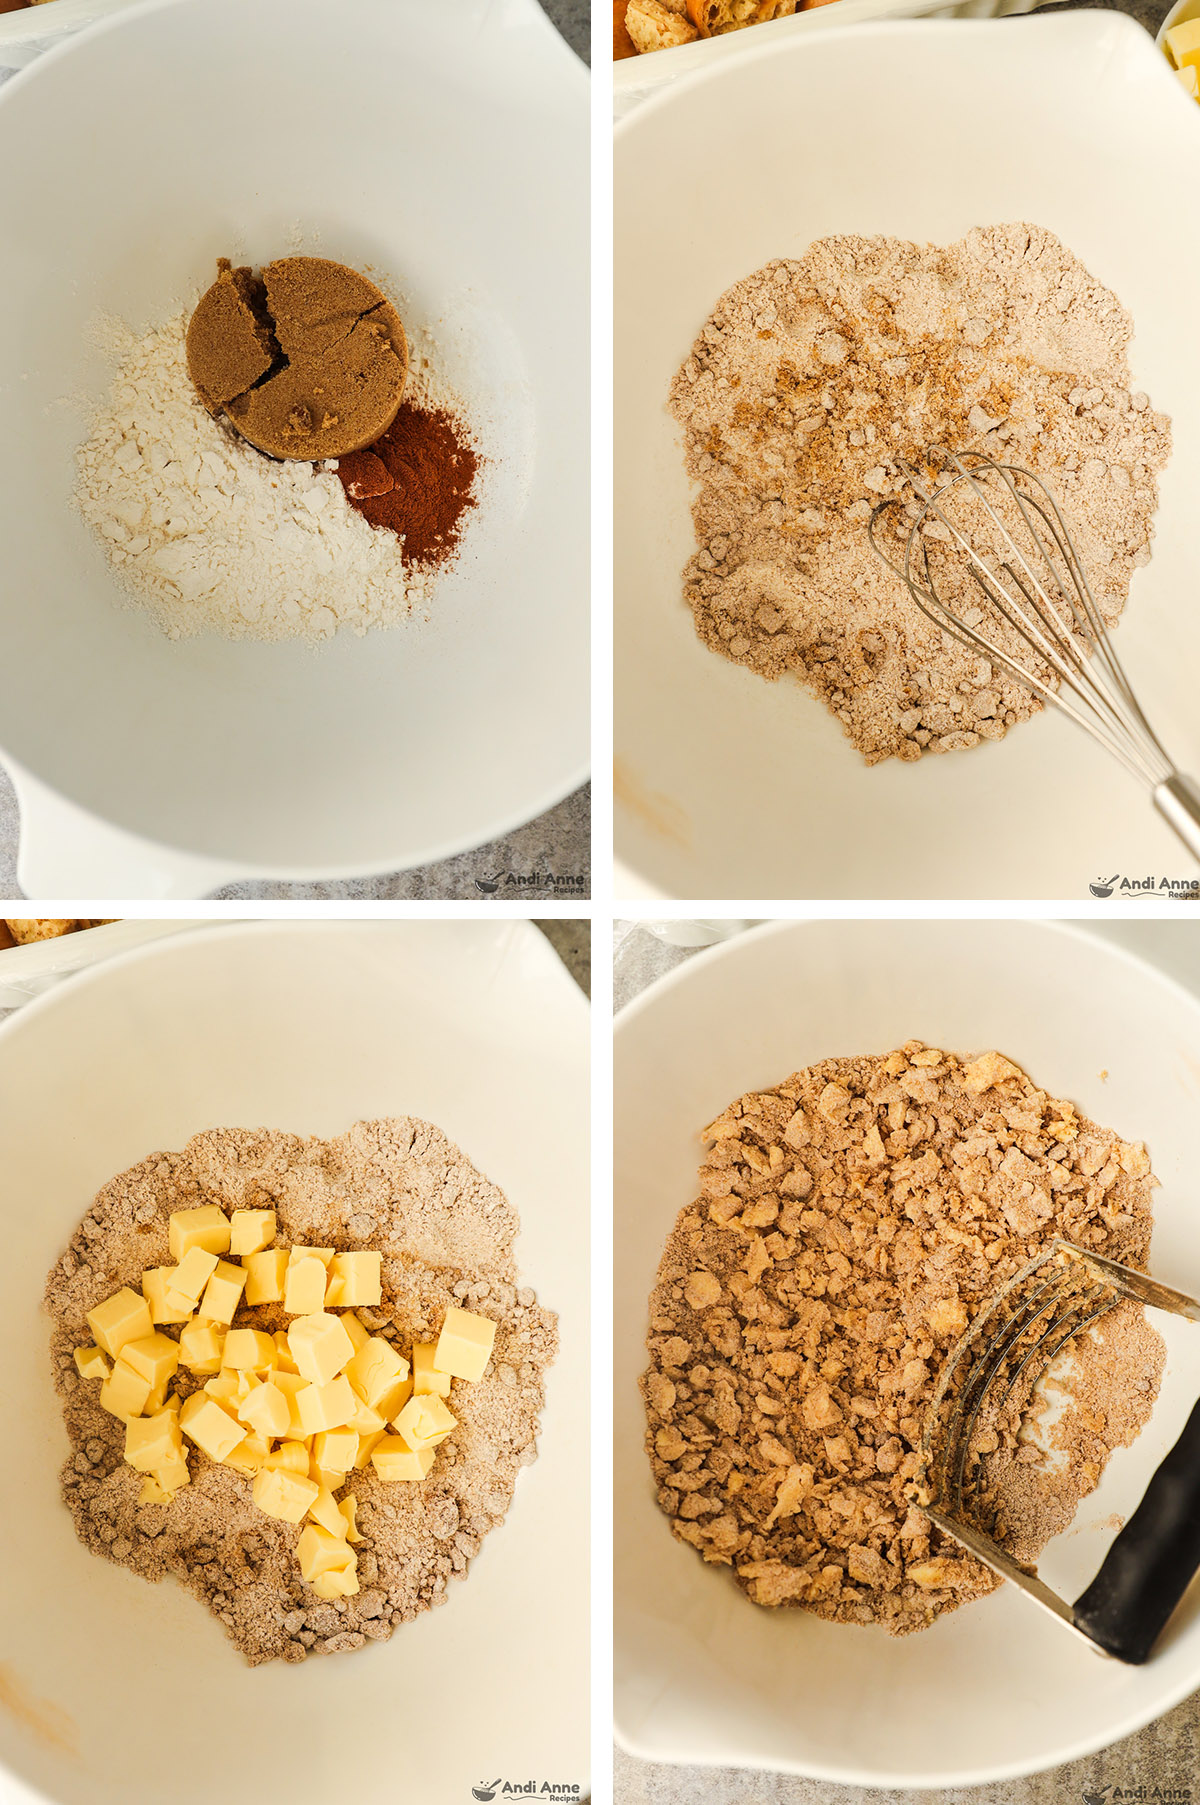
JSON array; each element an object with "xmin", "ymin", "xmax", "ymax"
[{"xmin": 186, "ymin": 256, "xmax": 408, "ymax": 462}]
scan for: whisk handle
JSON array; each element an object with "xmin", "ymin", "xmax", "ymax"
[{"xmin": 1153, "ymin": 774, "xmax": 1200, "ymax": 867}]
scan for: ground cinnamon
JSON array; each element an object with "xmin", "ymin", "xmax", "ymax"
[{"xmin": 337, "ymin": 400, "xmax": 478, "ymax": 570}]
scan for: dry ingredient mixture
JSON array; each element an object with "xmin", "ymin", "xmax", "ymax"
[
  {"xmin": 617, "ymin": 0, "xmax": 831, "ymax": 58},
  {"xmin": 45, "ymin": 1119, "xmax": 556, "ymax": 1664},
  {"xmin": 669, "ymin": 224, "xmax": 1171, "ymax": 762},
  {"xmin": 641, "ymin": 1041, "xmax": 1163, "ymax": 1634},
  {"xmin": 75, "ymin": 260, "xmax": 479, "ymax": 643}
]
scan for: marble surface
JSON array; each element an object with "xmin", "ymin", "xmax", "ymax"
[
  {"xmin": 614, "ymin": 920, "xmax": 1200, "ymax": 1802},
  {"xmin": 0, "ymin": 0, "xmax": 590, "ymax": 904}
]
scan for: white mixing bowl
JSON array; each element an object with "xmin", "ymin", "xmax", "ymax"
[
  {"xmin": 615, "ymin": 14, "xmax": 1200, "ymax": 900},
  {"xmin": 615, "ymin": 920, "xmax": 1200, "ymax": 1783},
  {"xmin": 0, "ymin": 0, "xmax": 587, "ymax": 897},
  {"xmin": 0, "ymin": 919, "xmax": 589, "ymax": 1805}
]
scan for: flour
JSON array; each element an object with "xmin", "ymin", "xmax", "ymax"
[
  {"xmin": 75, "ymin": 312, "xmax": 442, "ymax": 643},
  {"xmin": 669, "ymin": 224, "xmax": 1172, "ymax": 762}
]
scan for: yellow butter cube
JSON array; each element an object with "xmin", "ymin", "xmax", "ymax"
[
  {"xmin": 253, "ymin": 1466, "xmax": 319, "ymax": 1523},
  {"xmin": 169, "ymin": 1204, "xmax": 231, "ymax": 1261},
  {"xmin": 273, "ymin": 1330, "xmax": 299, "ymax": 1373},
  {"xmin": 180, "ymin": 1392, "xmax": 247, "ymax": 1462},
  {"xmin": 413, "ymin": 1342, "xmax": 452, "ymax": 1399},
  {"xmin": 297, "ymin": 1524, "xmax": 358, "ymax": 1595},
  {"xmin": 73, "ymin": 1346, "xmax": 111, "ymax": 1381},
  {"xmin": 393, "ymin": 1393, "xmax": 457, "ymax": 1452},
  {"xmin": 229, "ymin": 1208, "xmax": 276, "ymax": 1256},
  {"xmin": 270, "ymin": 1370, "xmax": 308, "ymax": 1438},
  {"xmin": 312, "ymin": 1427, "xmax": 357, "ymax": 1477},
  {"xmin": 378, "ymin": 1375, "xmax": 413, "ymax": 1421},
  {"xmin": 264, "ymin": 1439, "xmax": 311, "ymax": 1475},
  {"xmin": 154, "ymin": 1449, "xmax": 191, "ymax": 1493},
  {"xmin": 326, "ymin": 1252, "xmax": 381, "ymax": 1308},
  {"xmin": 119, "ymin": 1331, "xmax": 180, "ymax": 1391},
  {"xmin": 312, "ymin": 1569, "xmax": 360, "ymax": 1599},
  {"xmin": 223, "ymin": 1432, "xmax": 271, "ymax": 1476},
  {"xmin": 372, "ymin": 1435, "xmax": 436, "ymax": 1481},
  {"xmin": 345, "ymin": 1336, "xmax": 409, "ymax": 1409},
  {"xmin": 239, "ymin": 1379, "xmax": 291, "ymax": 1440},
  {"xmin": 165, "ymin": 1246, "xmax": 219, "ymax": 1310},
  {"xmin": 291, "ymin": 1245, "xmax": 335, "ymax": 1268},
  {"xmin": 243, "ymin": 1250, "xmax": 289, "ymax": 1306},
  {"xmin": 124, "ymin": 1409, "xmax": 183, "ymax": 1473},
  {"xmin": 160, "ymin": 1390, "xmax": 182, "ymax": 1414},
  {"xmin": 203, "ymin": 1370, "xmax": 241, "ymax": 1410},
  {"xmin": 346, "ymin": 1392, "xmax": 388, "ymax": 1435},
  {"xmin": 100, "ymin": 1360, "xmax": 152, "ymax": 1420},
  {"xmin": 179, "ymin": 1321, "xmax": 225, "ymax": 1374},
  {"xmin": 1178, "ymin": 62, "xmax": 1200, "ymax": 97},
  {"xmin": 339, "ymin": 1496, "xmax": 362, "ymax": 1543},
  {"xmin": 287, "ymin": 1312, "xmax": 355, "ymax": 1387},
  {"xmin": 434, "ymin": 1306, "xmax": 496, "ymax": 1382},
  {"xmin": 224, "ymin": 1329, "xmax": 277, "ymax": 1372},
  {"xmin": 307, "ymin": 1485, "xmax": 348, "ymax": 1538},
  {"xmin": 139, "ymin": 1475, "xmax": 173, "ymax": 1505},
  {"xmin": 1166, "ymin": 17, "xmax": 1200, "ymax": 69},
  {"xmin": 284, "ymin": 1257, "xmax": 328, "ymax": 1316},
  {"xmin": 87, "ymin": 1287, "xmax": 154, "ymax": 1360},
  {"xmin": 340, "ymin": 1311, "xmax": 371, "ymax": 1354},
  {"xmin": 297, "ymin": 1375, "xmax": 357, "ymax": 1436},
  {"xmin": 354, "ymin": 1430, "xmax": 385, "ymax": 1469},
  {"xmin": 199, "ymin": 1259, "xmax": 247, "ymax": 1326},
  {"xmin": 141, "ymin": 1267, "xmax": 193, "ymax": 1326}
]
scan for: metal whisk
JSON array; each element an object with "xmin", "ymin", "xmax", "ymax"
[{"xmin": 867, "ymin": 448, "xmax": 1200, "ymax": 863}]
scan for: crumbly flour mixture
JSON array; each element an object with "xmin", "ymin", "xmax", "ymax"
[
  {"xmin": 669, "ymin": 225, "xmax": 1172, "ymax": 762},
  {"xmin": 45, "ymin": 1120, "xmax": 556, "ymax": 1664},
  {"xmin": 75, "ymin": 312, "xmax": 467, "ymax": 643},
  {"xmin": 642, "ymin": 1042, "xmax": 1162, "ymax": 1634}
]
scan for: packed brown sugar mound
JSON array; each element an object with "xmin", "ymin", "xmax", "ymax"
[
  {"xmin": 641, "ymin": 1042, "xmax": 1162, "ymax": 1634},
  {"xmin": 45, "ymin": 1120, "xmax": 556, "ymax": 1664},
  {"xmin": 668, "ymin": 224, "xmax": 1171, "ymax": 762}
]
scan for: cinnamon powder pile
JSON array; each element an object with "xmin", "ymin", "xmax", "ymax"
[{"xmin": 337, "ymin": 401, "xmax": 479, "ymax": 571}]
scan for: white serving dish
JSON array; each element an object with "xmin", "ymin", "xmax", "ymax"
[
  {"xmin": 614, "ymin": 918, "xmax": 1200, "ymax": 1785},
  {"xmin": 0, "ymin": 918, "xmax": 201, "ymax": 1009},
  {"xmin": 1159, "ymin": 0, "xmax": 1200, "ymax": 52},
  {"xmin": 0, "ymin": 919, "xmax": 589, "ymax": 1805},
  {"xmin": 0, "ymin": 0, "xmax": 587, "ymax": 898},
  {"xmin": 614, "ymin": 13, "xmax": 1200, "ymax": 899}
]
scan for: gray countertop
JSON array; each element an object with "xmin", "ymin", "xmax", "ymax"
[
  {"xmin": 614, "ymin": 919, "xmax": 1200, "ymax": 1802},
  {"xmin": 0, "ymin": 0, "xmax": 589, "ymax": 904}
]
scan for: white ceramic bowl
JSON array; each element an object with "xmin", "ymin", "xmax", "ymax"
[
  {"xmin": 615, "ymin": 14, "xmax": 1200, "ymax": 899},
  {"xmin": 0, "ymin": 0, "xmax": 587, "ymax": 897},
  {"xmin": 0, "ymin": 919, "xmax": 589, "ymax": 1805},
  {"xmin": 1159, "ymin": 0, "xmax": 1200, "ymax": 54},
  {"xmin": 614, "ymin": 919, "xmax": 1200, "ymax": 1784},
  {"xmin": 0, "ymin": 919, "xmax": 200, "ymax": 1009}
]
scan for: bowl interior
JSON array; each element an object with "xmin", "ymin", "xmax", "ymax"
[
  {"xmin": 614, "ymin": 919, "xmax": 1200, "ymax": 1784},
  {"xmin": 615, "ymin": 14, "xmax": 1200, "ymax": 899},
  {"xmin": 0, "ymin": 920, "xmax": 589, "ymax": 1805},
  {"xmin": 0, "ymin": 0, "xmax": 587, "ymax": 871}
]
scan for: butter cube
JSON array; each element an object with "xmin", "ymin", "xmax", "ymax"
[
  {"xmin": 1166, "ymin": 16, "xmax": 1200, "ymax": 69},
  {"xmin": 179, "ymin": 1320, "xmax": 225, "ymax": 1374},
  {"xmin": 119, "ymin": 1331, "xmax": 180, "ymax": 1391},
  {"xmin": 228, "ymin": 1208, "xmax": 276, "ymax": 1256},
  {"xmin": 326, "ymin": 1252, "xmax": 381, "ymax": 1308},
  {"xmin": 297, "ymin": 1524, "xmax": 358, "ymax": 1595},
  {"xmin": 169, "ymin": 1204, "xmax": 230, "ymax": 1261},
  {"xmin": 141, "ymin": 1267, "xmax": 193, "ymax": 1326},
  {"xmin": 413, "ymin": 1342, "xmax": 452, "ymax": 1399},
  {"xmin": 223, "ymin": 1432, "xmax": 271, "ymax": 1476},
  {"xmin": 288, "ymin": 1312, "xmax": 355, "ymax": 1386},
  {"xmin": 165, "ymin": 1246, "xmax": 219, "ymax": 1310},
  {"xmin": 307, "ymin": 1485, "xmax": 348, "ymax": 1538},
  {"xmin": 139, "ymin": 1476, "xmax": 173, "ymax": 1505},
  {"xmin": 224, "ymin": 1329, "xmax": 277, "ymax": 1372},
  {"xmin": 284, "ymin": 1257, "xmax": 328, "ymax": 1316},
  {"xmin": 312, "ymin": 1427, "xmax": 357, "ymax": 1477},
  {"xmin": 273, "ymin": 1330, "xmax": 299, "ymax": 1373},
  {"xmin": 393, "ymin": 1394, "xmax": 457, "ymax": 1452},
  {"xmin": 124, "ymin": 1409, "xmax": 183, "ymax": 1473},
  {"xmin": 434, "ymin": 1306, "xmax": 496, "ymax": 1382},
  {"xmin": 270, "ymin": 1370, "xmax": 308, "ymax": 1438},
  {"xmin": 378, "ymin": 1375, "xmax": 413, "ymax": 1421},
  {"xmin": 100, "ymin": 1360, "xmax": 152, "ymax": 1420},
  {"xmin": 290, "ymin": 1245, "xmax": 335, "ymax": 1268},
  {"xmin": 372, "ymin": 1435, "xmax": 436, "ymax": 1481},
  {"xmin": 253, "ymin": 1466, "xmax": 319, "ymax": 1523},
  {"xmin": 339, "ymin": 1496, "xmax": 362, "ymax": 1543},
  {"xmin": 180, "ymin": 1393, "xmax": 247, "ymax": 1462},
  {"xmin": 154, "ymin": 1450, "xmax": 191, "ymax": 1493},
  {"xmin": 354, "ymin": 1431, "xmax": 385, "ymax": 1469},
  {"xmin": 204, "ymin": 1369, "xmax": 242, "ymax": 1409},
  {"xmin": 73, "ymin": 1346, "xmax": 111, "ymax": 1380},
  {"xmin": 345, "ymin": 1336, "xmax": 409, "ymax": 1410},
  {"xmin": 346, "ymin": 1392, "xmax": 388, "ymax": 1435},
  {"xmin": 341, "ymin": 1311, "xmax": 371, "ymax": 1354},
  {"xmin": 243, "ymin": 1250, "xmax": 289, "ymax": 1306},
  {"xmin": 239, "ymin": 1379, "xmax": 291, "ymax": 1440},
  {"xmin": 87, "ymin": 1287, "xmax": 154, "ymax": 1360},
  {"xmin": 1178, "ymin": 62, "xmax": 1200, "ymax": 97},
  {"xmin": 199, "ymin": 1259, "xmax": 247, "ymax": 1326},
  {"xmin": 264, "ymin": 1440, "xmax": 310, "ymax": 1475},
  {"xmin": 297, "ymin": 1374, "xmax": 357, "ymax": 1436}
]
